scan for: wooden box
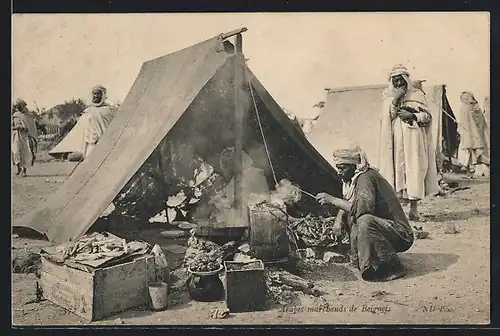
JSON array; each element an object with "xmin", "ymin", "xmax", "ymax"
[
  {"xmin": 40, "ymin": 255, "xmax": 155, "ymax": 321},
  {"xmin": 224, "ymin": 260, "xmax": 266, "ymax": 313}
]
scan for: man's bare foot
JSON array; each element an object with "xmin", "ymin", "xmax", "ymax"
[
  {"xmin": 349, "ymin": 256, "xmax": 359, "ymax": 269},
  {"xmin": 381, "ymin": 268, "xmax": 407, "ymax": 281},
  {"xmin": 375, "ymin": 260, "xmax": 408, "ymax": 282}
]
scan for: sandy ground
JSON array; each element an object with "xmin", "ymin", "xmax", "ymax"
[{"xmin": 11, "ymin": 159, "xmax": 490, "ymax": 326}]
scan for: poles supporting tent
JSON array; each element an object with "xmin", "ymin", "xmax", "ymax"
[
  {"xmin": 233, "ymin": 32, "xmax": 247, "ymax": 227},
  {"xmin": 222, "ymin": 27, "xmax": 248, "ymax": 39},
  {"xmin": 443, "ymin": 87, "xmax": 453, "ymax": 167}
]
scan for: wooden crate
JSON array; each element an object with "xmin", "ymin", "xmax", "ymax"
[
  {"xmin": 40, "ymin": 255, "xmax": 155, "ymax": 321},
  {"xmin": 224, "ymin": 260, "xmax": 266, "ymax": 313}
]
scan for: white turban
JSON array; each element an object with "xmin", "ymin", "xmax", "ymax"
[
  {"xmin": 92, "ymin": 85, "xmax": 107, "ymax": 95},
  {"xmin": 91, "ymin": 85, "xmax": 107, "ymax": 106},
  {"xmin": 331, "ymin": 144, "xmax": 370, "ymax": 172},
  {"xmin": 389, "ymin": 64, "xmax": 410, "ymax": 80}
]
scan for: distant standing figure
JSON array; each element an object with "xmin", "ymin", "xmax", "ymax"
[
  {"xmin": 457, "ymin": 92, "xmax": 490, "ymax": 177},
  {"xmin": 15, "ymin": 99, "xmax": 38, "ymax": 165},
  {"xmin": 80, "ymin": 85, "xmax": 118, "ymax": 158},
  {"xmin": 377, "ymin": 64, "xmax": 439, "ymax": 222},
  {"xmin": 12, "ymin": 110, "xmax": 34, "ymax": 176},
  {"xmin": 483, "ymin": 96, "xmax": 490, "ymax": 147}
]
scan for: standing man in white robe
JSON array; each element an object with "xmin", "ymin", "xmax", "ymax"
[
  {"xmin": 14, "ymin": 99, "xmax": 38, "ymax": 166},
  {"xmin": 483, "ymin": 96, "xmax": 490, "ymax": 148},
  {"xmin": 80, "ymin": 85, "xmax": 118, "ymax": 158},
  {"xmin": 457, "ymin": 92, "xmax": 490, "ymax": 177},
  {"xmin": 377, "ymin": 64, "xmax": 439, "ymax": 222},
  {"xmin": 12, "ymin": 110, "xmax": 34, "ymax": 176}
]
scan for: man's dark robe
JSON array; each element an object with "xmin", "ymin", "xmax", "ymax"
[{"xmin": 348, "ymin": 168, "xmax": 414, "ymax": 279}]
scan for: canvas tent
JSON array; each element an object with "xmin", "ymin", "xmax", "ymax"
[
  {"xmin": 307, "ymin": 83, "xmax": 458, "ymax": 170},
  {"xmin": 13, "ymin": 29, "xmax": 341, "ymax": 245},
  {"xmin": 48, "ymin": 116, "xmax": 86, "ymax": 159}
]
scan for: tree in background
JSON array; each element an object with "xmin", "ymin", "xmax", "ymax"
[
  {"xmin": 32, "ymin": 101, "xmax": 45, "ymax": 115},
  {"xmin": 56, "ymin": 98, "xmax": 87, "ymax": 122}
]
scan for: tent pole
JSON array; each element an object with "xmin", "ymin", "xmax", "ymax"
[
  {"xmin": 222, "ymin": 27, "xmax": 248, "ymax": 40},
  {"xmin": 233, "ymin": 33, "xmax": 247, "ymax": 226},
  {"xmin": 443, "ymin": 87, "xmax": 453, "ymax": 167}
]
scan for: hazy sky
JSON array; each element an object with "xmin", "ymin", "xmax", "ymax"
[{"xmin": 12, "ymin": 13, "xmax": 489, "ymax": 118}]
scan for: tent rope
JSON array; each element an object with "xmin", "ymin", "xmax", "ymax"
[
  {"xmin": 420, "ymin": 89, "xmax": 475, "ymax": 135},
  {"xmin": 245, "ymin": 66, "xmax": 319, "ymax": 201},
  {"xmin": 245, "ymin": 67, "xmax": 279, "ymax": 186},
  {"xmin": 66, "ymin": 156, "xmax": 84, "ymax": 180}
]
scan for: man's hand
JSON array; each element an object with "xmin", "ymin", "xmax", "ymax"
[
  {"xmin": 392, "ymin": 88, "xmax": 407, "ymax": 105},
  {"xmin": 316, "ymin": 192, "xmax": 335, "ymax": 206},
  {"xmin": 332, "ymin": 209, "xmax": 347, "ymax": 237},
  {"xmin": 332, "ymin": 220, "xmax": 343, "ymax": 237},
  {"xmin": 399, "ymin": 110, "xmax": 417, "ymax": 122}
]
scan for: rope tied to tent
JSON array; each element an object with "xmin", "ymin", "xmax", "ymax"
[
  {"xmin": 245, "ymin": 67, "xmax": 279, "ymax": 186},
  {"xmin": 66, "ymin": 156, "xmax": 84, "ymax": 180},
  {"xmin": 245, "ymin": 66, "xmax": 318, "ymax": 201}
]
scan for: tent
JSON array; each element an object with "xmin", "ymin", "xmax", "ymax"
[
  {"xmin": 48, "ymin": 116, "xmax": 86, "ymax": 159},
  {"xmin": 307, "ymin": 83, "xmax": 459, "ymax": 169},
  {"xmin": 13, "ymin": 29, "xmax": 341, "ymax": 245}
]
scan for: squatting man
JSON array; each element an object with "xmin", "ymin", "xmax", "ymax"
[{"xmin": 315, "ymin": 145, "xmax": 414, "ymax": 282}]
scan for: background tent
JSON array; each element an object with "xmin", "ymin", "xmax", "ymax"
[
  {"xmin": 13, "ymin": 30, "xmax": 341, "ymax": 245},
  {"xmin": 48, "ymin": 116, "xmax": 86, "ymax": 159},
  {"xmin": 307, "ymin": 83, "xmax": 458, "ymax": 170}
]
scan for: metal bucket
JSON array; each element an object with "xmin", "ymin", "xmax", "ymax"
[
  {"xmin": 148, "ymin": 282, "xmax": 168, "ymax": 311},
  {"xmin": 249, "ymin": 207, "xmax": 289, "ymax": 262}
]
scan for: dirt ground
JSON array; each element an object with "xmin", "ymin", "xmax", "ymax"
[{"xmin": 11, "ymin": 158, "xmax": 490, "ymax": 326}]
